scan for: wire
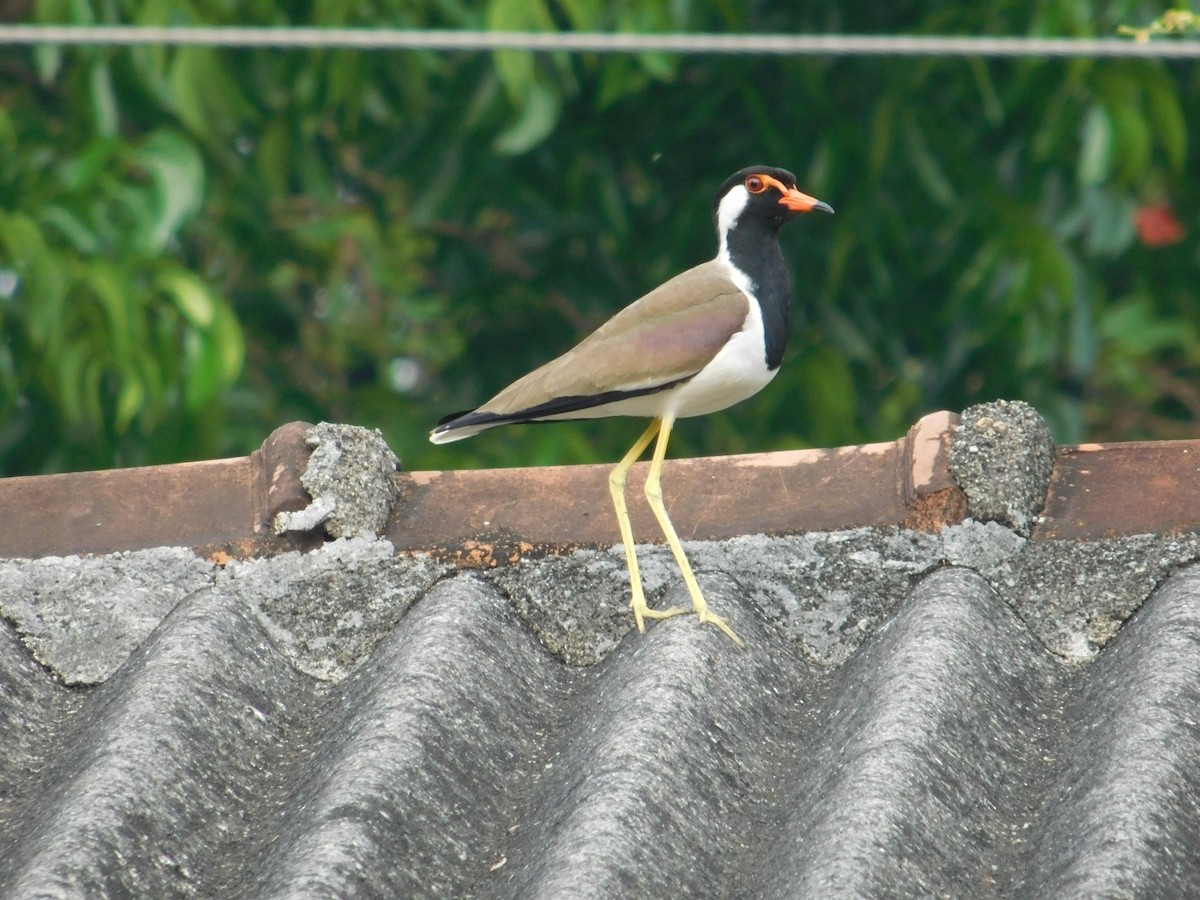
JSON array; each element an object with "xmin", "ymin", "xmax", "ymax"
[{"xmin": 0, "ymin": 25, "xmax": 1197, "ymax": 57}]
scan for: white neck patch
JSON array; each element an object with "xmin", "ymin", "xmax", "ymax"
[{"xmin": 715, "ymin": 184, "xmax": 749, "ymax": 256}]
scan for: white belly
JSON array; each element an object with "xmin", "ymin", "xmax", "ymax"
[
  {"xmin": 667, "ymin": 316, "xmax": 777, "ymax": 417},
  {"xmin": 662, "ymin": 261, "xmax": 776, "ymax": 418}
]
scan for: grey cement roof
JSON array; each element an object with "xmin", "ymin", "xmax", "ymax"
[
  {"xmin": 2, "ymin": 525, "xmax": 1200, "ymax": 897},
  {"xmin": 3, "ymin": 401, "xmax": 1200, "ymax": 897}
]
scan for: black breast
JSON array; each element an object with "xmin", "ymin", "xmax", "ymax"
[{"xmin": 724, "ymin": 222, "xmax": 792, "ymax": 370}]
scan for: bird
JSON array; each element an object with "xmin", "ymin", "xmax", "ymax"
[{"xmin": 430, "ymin": 166, "xmax": 833, "ymax": 645}]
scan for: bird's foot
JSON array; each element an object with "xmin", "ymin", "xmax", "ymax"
[
  {"xmin": 630, "ymin": 596, "xmax": 686, "ymax": 633},
  {"xmin": 685, "ymin": 585, "xmax": 746, "ymax": 647},
  {"xmin": 694, "ymin": 606, "xmax": 746, "ymax": 648},
  {"xmin": 631, "ymin": 591, "xmax": 745, "ymax": 647}
]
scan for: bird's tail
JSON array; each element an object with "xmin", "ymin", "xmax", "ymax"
[{"xmin": 429, "ymin": 410, "xmax": 505, "ymax": 444}]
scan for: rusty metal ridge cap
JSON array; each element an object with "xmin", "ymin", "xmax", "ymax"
[{"xmin": 5, "ymin": 414, "xmax": 1200, "ymax": 561}]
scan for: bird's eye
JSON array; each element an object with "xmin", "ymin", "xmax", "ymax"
[{"xmin": 745, "ymin": 175, "xmax": 766, "ymax": 194}]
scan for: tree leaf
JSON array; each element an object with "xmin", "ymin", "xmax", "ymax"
[
  {"xmin": 56, "ymin": 340, "xmax": 94, "ymax": 428},
  {"xmin": 83, "ymin": 261, "xmax": 135, "ymax": 362},
  {"xmin": 89, "ymin": 60, "xmax": 119, "ymax": 138},
  {"xmin": 494, "ymin": 80, "xmax": 560, "ymax": 155},
  {"xmin": 1077, "ymin": 104, "xmax": 1112, "ymax": 185},
  {"xmin": 167, "ymin": 47, "xmax": 255, "ymax": 139},
  {"xmin": 0, "ymin": 213, "xmax": 70, "ymax": 357},
  {"xmin": 114, "ymin": 377, "xmax": 145, "ymax": 433},
  {"xmin": 210, "ymin": 300, "xmax": 246, "ymax": 387},
  {"xmin": 1107, "ymin": 99, "xmax": 1150, "ymax": 182},
  {"xmin": 902, "ymin": 116, "xmax": 955, "ymax": 207},
  {"xmin": 39, "ymin": 205, "xmax": 102, "ymax": 254},
  {"xmin": 1080, "ymin": 187, "xmax": 1134, "ymax": 257},
  {"xmin": 1144, "ymin": 71, "xmax": 1187, "ymax": 173},
  {"xmin": 158, "ymin": 270, "xmax": 215, "ymax": 328},
  {"xmin": 133, "ymin": 130, "xmax": 206, "ymax": 253},
  {"xmin": 486, "ymin": 0, "xmax": 555, "ymax": 104}
]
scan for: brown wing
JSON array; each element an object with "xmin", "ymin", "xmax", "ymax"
[{"xmin": 477, "ymin": 261, "xmax": 749, "ymax": 416}]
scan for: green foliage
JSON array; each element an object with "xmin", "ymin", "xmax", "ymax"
[
  {"xmin": 0, "ymin": 0, "xmax": 1196, "ymax": 476},
  {"xmin": 0, "ymin": 115, "xmax": 243, "ymax": 469},
  {"xmin": 1119, "ymin": 7, "xmax": 1199, "ymax": 41}
]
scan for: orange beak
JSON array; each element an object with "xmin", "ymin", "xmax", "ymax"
[
  {"xmin": 760, "ymin": 174, "xmax": 834, "ymax": 214},
  {"xmin": 779, "ymin": 186, "xmax": 834, "ymax": 214}
]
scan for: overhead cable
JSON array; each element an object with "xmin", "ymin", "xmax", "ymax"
[{"xmin": 0, "ymin": 26, "xmax": 1197, "ymax": 58}]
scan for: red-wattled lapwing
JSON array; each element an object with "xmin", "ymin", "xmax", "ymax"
[{"xmin": 431, "ymin": 167, "xmax": 833, "ymax": 645}]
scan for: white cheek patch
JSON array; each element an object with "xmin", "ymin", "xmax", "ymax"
[{"xmin": 715, "ymin": 185, "xmax": 749, "ymax": 253}]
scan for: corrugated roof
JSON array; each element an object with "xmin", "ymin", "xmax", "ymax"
[
  {"xmin": 2, "ymin": 549, "xmax": 1199, "ymax": 896},
  {"xmin": 2, "ymin": 401, "xmax": 1199, "ymax": 896}
]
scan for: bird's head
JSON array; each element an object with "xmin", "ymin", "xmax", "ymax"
[{"xmin": 712, "ymin": 166, "xmax": 834, "ymax": 237}]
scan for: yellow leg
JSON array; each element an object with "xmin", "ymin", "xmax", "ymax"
[
  {"xmin": 643, "ymin": 414, "xmax": 745, "ymax": 647},
  {"xmin": 609, "ymin": 419, "xmax": 686, "ymax": 632}
]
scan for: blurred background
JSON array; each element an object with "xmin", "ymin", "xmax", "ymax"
[{"xmin": 0, "ymin": 2, "xmax": 1196, "ymax": 476}]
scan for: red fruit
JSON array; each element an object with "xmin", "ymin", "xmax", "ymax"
[{"xmin": 1134, "ymin": 203, "xmax": 1186, "ymax": 247}]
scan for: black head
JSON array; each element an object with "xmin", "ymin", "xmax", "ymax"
[{"xmin": 711, "ymin": 165, "xmax": 833, "ymax": 234}]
